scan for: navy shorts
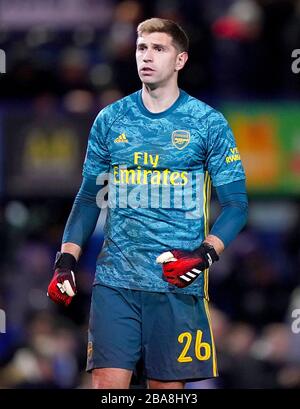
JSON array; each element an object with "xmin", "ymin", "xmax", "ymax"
[{"xmin": 86, "ymin": 284, "xmax": 218, "ymax": 382}]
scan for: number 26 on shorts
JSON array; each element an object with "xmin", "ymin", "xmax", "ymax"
[{"xmin": 177, "ymin": 330, "xmax": 211, "ymax": 362}]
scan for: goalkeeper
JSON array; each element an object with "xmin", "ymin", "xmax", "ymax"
[{"xmin": 48, "ymin": 17, "xmax": 248, "ymax": 389}]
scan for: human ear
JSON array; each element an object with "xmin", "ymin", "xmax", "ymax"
[{"xmin": 175, "ymin": 51, "xmax": 188, "ymax": 71}]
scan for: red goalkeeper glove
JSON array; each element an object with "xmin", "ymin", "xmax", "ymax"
[
  {"xmin": 47, "ymin": 252, "xmax": 77, "ymax": 307},
  {"xmin": 156, "ymin": 242, "xmax": 219, "ymax": 288}
]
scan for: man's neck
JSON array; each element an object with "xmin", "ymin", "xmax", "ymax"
[{"xmin": 141, "ymin": 84, "xmax": 180, "ymax": 113}]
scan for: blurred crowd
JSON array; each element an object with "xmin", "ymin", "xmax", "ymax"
[
  {"xmin": 0, "ymin": 0, "xmax": 300, "ymax": 389},
  {"xmin": 0, "ymin": 0, "xmax": 300, "ymax": 108}
]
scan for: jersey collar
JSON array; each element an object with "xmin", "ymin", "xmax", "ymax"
[{"xmin": 136, "ymin": 88, "xmax": 187, "ymax": 118}]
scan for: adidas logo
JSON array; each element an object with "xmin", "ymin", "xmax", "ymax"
[
  {"xmin": 180, "ymin": 268, "xmax": 201, "ymax": 284},
  {"xmin": 114, "ymin": 133, "xmax": 128, "ymax": 143}
]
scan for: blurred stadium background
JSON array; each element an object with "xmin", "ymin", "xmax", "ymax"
[{"xmin": 0, "ymin": 0, "xmax": 300, "ymax": 389}]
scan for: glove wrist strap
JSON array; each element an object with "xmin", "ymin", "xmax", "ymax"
[
  {"xmin": 54, "ymin": 251, "xmax": 77, "ymax": 270},
  {"xmin": 196, "ymin": 242, "xmax": 219, "ymax": 266}
]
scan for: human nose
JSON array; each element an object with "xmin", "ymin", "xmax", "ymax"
[{"xmin": 143, "ymin": 48, "xmax": 153, "ymax": 62}]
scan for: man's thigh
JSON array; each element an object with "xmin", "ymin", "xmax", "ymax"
[{"xmin": 142, "ymin": 292, "xmax": 218, "ymax": 382}]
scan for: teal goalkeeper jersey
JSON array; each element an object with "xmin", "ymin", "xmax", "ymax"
[{"xmin": 82, "ymin": 89, "xmax": 246, "ymax": 296}]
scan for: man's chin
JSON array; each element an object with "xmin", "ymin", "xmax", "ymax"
[
  {"xmin": 141, "ymin": 77, "xmax": 155, "ymax": 83},
  {"xmin": 138, "ymin": 73, "xmax": 156, "ymax": 82}
]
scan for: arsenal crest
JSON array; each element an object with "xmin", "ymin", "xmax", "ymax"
[{"xmin": 172, "ymin": 130, "xmax": 190, "ymax": 150}]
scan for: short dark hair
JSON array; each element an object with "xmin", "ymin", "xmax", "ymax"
[{"xmin": 137, "ymin": 17, "xmax": 189, "ymax": 52}]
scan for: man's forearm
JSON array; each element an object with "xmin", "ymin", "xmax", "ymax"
[
  {"xmin": 61, "ymin": 242, "xmax": 82, "ymax": 261},
  {"xmin": 210, "ymin": 180, "xmax": 248, "ymax": 248},
  {"xmin": 62, "ymin": 176, "xmax": 102, "ymax": 249}
]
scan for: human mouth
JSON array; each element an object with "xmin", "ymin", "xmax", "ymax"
[{"xmin": 140, "ymin": 67, "xmax": 155, "ymax": 74}]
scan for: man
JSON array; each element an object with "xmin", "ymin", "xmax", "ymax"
[{"xmin": 48, "ymin": 18, "xmax": 248, "ymax": 389}]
